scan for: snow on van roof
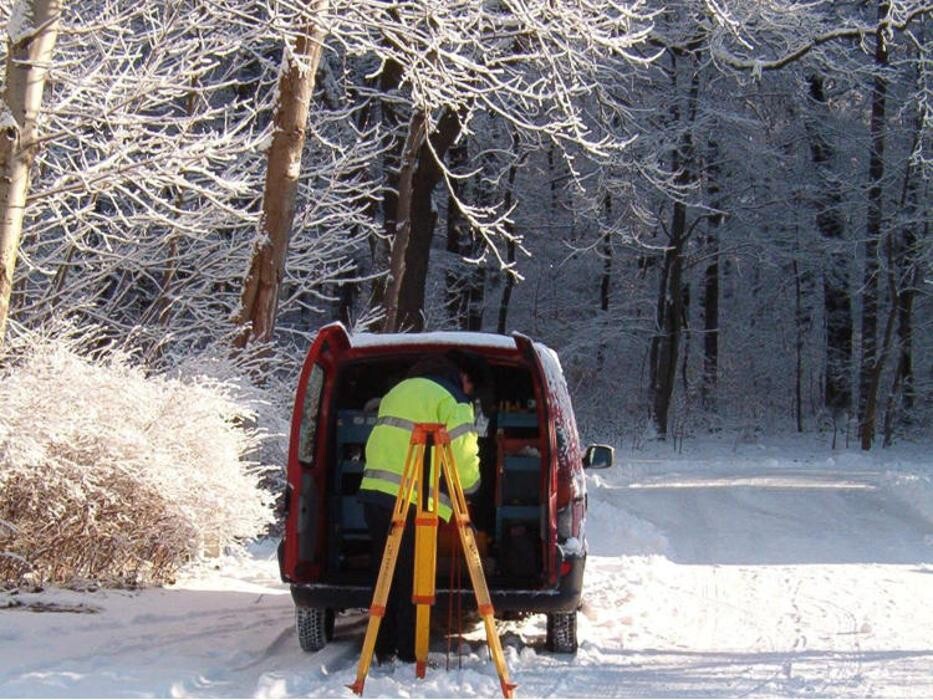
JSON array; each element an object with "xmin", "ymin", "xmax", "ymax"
[{"xmin": 350, "ymin": 330, "xmax": 518, "ymax": 350}]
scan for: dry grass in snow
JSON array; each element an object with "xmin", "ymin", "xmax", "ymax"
[{"xmin": 0, "ymin": 330, "xmax": 276, "ymax": 588}]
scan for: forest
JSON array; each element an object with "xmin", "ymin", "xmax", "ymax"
[{"xmin": 1, "ymin": 0, "xmax": 930, "ymax": 452}]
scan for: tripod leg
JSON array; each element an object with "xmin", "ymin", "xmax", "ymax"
[
  {"xmin": 413, "ymin": 511, "xmax": 437, "ymax": 677},
  {"xmin": 413, "ymin": 439, "xmax": 440, "ymax": 677},
  {"xmin": 348, "ymin": 444, "xmax": 422, "ymax": 696},
  {"xmin": 440, "ymin": 444, "xmax": 516, "ymax": 699},
  {"xmin": 348, "ymin": 513, "xmax": 406, "ymax": 694}
]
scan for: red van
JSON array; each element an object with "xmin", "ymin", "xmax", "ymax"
[{"xmin": 278, "ymin": 323, "xmax": 613, "ymax": 654}]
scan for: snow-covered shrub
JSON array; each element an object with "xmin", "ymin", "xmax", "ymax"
[{"xmin": 0, "ymin": 329, "xmax": 276, "ymax": 588}]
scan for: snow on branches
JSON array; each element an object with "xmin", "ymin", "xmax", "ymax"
[
  {"xmin": 0, "ymin": 327, "xmax": 276, "ymax": 588},
  {"xmin": 7, "ymin": 0, "xmax": 378, "ymax": 361}
]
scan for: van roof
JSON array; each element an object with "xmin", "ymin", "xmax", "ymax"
[{"xmin": 350, "ymin": 330, "xmax": 518, "ymax": 351}]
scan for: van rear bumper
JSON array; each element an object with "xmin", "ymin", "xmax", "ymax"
[{"xmin": 288, "ymin": 554, "xmax": 585, "ymax": 614}]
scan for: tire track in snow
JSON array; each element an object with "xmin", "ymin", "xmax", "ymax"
[{"xmin": 781, "ymin": 577, "xmax": 867, "ymax": 697}]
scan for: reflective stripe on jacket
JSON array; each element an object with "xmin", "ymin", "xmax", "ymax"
[{"xmin": 360, "ymin": 375, "xmax": 480, "ymax": 521}]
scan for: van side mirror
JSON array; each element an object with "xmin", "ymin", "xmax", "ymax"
[{"xmin": 583, "ymin": 444, "xmax": 614, "ymax": 469}]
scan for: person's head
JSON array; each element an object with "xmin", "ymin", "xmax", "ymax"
[
  {"xmin": 405, "ymin": 351, "xmax": 493, "ymax": 411},
  {"xmin": 405, "ymin": 355, "xmax": 460, "ymax": 387},
  {"xmin": 445, "ymin": 349, "xmax": 493, "ymax": 412}
]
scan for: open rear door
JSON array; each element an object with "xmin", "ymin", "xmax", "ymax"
[
  {"xmin": 511, "ymin": 332, "xmax": 560, "ymax": 582},
  {"xmin": 281, "ymin": 322, "xmax": 350, "ymax": 582},
  {"xmin": 512, "ymin": 333, "xmax": 586, "ymax": 586}
]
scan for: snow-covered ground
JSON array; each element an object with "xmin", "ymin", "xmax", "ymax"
[{"xmin": 2, "ymin": 434, "xmax": 931, "ymax": 698}]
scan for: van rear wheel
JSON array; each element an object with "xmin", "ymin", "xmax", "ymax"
[
  {"xmin": 296, "ymin": 606, "xmax": 334, "ymax": 652},
  {"xmin": 546, "ymin": 611, "xmax": 577, "ymax": 653}
]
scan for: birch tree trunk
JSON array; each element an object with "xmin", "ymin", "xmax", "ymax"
[
  {"xmin": 0, "ymin": 0, "xmax": 62, "ymax": 346},
  {"xmin": 234, "ymin": 0, "xmax": 328, "ymax": 348}
]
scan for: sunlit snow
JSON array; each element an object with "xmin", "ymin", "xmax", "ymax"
[{"xmin": 1, "ymin": 434, "xmax": 931, "ymax": 698}]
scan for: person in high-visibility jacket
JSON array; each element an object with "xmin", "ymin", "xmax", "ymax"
[{"xmin": 358, "ymin": 351, "xmax": 488, "ymax": 663}]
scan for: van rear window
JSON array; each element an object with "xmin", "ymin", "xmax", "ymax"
[{"xmin": 298, "ymin": 364, "xmax": 324, "ymax": 464}]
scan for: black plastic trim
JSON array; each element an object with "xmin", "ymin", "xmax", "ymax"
[{"xmin": 289, "ymin": 553, "xmax": 585, "ymax": 614}]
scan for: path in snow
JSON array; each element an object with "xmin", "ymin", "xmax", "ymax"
[{"xmin": 1, "ymin": 437, "xmax": 931, "ymax": 697}]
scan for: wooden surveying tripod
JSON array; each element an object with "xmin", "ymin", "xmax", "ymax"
[{"xmin": 348, "ymin": 423, "xmax": 516, "ymax": 698}]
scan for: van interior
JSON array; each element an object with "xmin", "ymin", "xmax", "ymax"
[{"xmin": 326, "ymin": 353, "xmax": 547, "ymax": 590}]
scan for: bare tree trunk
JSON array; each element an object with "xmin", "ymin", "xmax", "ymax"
[
  {"xmin": 599, "ymin": 199, "xmax": 612, "ymax": 317},
  {"xmin": 883, "ymin": 62, "xmax": 926, "ymax": 444},
  {"xmin": 496, "ymin": 158, "xmax": 519, "ymax": 335},
  {"xmin": 0, "ymin": 0, "xmax": 63, "ymax": 346},
  {"xmin": 596, "ymin": 194, "xmax": 612, "ymax": 370},
  {"xmin": 650, "ymin": 44, "xmax": 700, "ymax": 438},
  {"xmin": 370, "ymin": 59, "xmax": 404, "ymax": 311},
  {"xmin": 496, "ymin": 240, "xmax": 516, "ymax": 334},
  {"xmin": 894, "ymin": 241, "xmax": 919, "ymax": 414},
  {"xmin": 547, "ymin": 144, "xmax": 558, "ymax": 226},
  {"xmin": 882, "ymin": 211, "xmax": 923, "ymax": 445},
  {"xmin": 394, "ymin": 107, "xmax": 462, "ymax": 331},
  {"xmin": 862, "ymin": 224, "xmax": 899, "ymax": 450},
  {"xmin": 881, "ymin": 350, "xmax": 905, "ymax": 448},
  {"xmin": 234, "ymin": 1, "xmax": 329, "ymax": 348},
  {"xmin": 701, "ymin": 138, "xmax": 722, "ymax": 409},
  {"xmin": 381, "ymin": 109, "xmax": 428, "ymax": 332},
  {"xmin": 680, "ymin": 281, "xmax": 690, "ymax": 396},
  {"xmin": 883, "ymin": 259, "xmax": 919, "ymax": 446},
  {"xmin": 792, "ymin": 255, "xmax": 805, "ymax": 432},
  {"xmin": 858, "ymin": 0, "xmax": 891, "ymax": 449},
  {"xmin": 650, "ymin": 205, "xmax": 686, "ymax": 438},
  {"xmin": 897, "ymin": 270, "xmax": 917, "ymax": 412},
  {"xmin": 445, "ymin": 140, "xmax": 469, "ymax": 326}
]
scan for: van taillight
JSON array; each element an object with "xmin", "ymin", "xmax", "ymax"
[{"xmin": 560, "ymin": 560, "xmax": 572, "ymax": 577}]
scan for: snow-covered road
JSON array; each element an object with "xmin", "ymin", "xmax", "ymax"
[
  {"xmin": 2, "ymin": 436, "xmax": 931, "ymax": 697},
  {"xmin": 578, "ymin": 457, "xmax": 933, "ymax": 698}
]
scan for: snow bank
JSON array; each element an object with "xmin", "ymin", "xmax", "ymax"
[
  {"xmin": 585, "ymin": 470, "xmax": 671, "ymax": 557},
  {"xmin": 881, "ymin": 463, "xmax": 933, "ymax": 527},
  {"xmin": 0, "ymin": 330, "xmax": 275, "ymax": 588}
]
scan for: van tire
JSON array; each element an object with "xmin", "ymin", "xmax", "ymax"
[
  {"xmin": 545, "ymin": 611, "xmax": 577, "ymax": 653},
  {"xmin": 296, "ymin": 606, "xmax": 334, "ymax": 652}
]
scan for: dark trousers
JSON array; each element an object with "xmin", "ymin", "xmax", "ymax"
[{"xmin": 364, "ymin": 501, "xmax": 416, "ymax": 661}]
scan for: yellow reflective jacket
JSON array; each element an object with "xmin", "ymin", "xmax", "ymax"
[{"xmin": 359, "ymin": 375, "xmax": 481, "ymax": 521}]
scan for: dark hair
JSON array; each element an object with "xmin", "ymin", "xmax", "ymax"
[
  {"xmin": 445, "ymin": 349, "xmax": 494, "ymax": 413},
  {"xmin": 444, "ymin": 350, "xmax": 483, "ymax": 384},
  {"xmin": 405, "ymin": 355, "xmax": 461, "ymax": 385},
  {"xmin": 404, "ymin": 351, "xmax": 494, "ymax": 412}
]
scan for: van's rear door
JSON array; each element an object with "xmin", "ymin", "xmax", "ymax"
[
  {"xmin": 282, "ymin": 322, "xmax": 350, "ymax": 582},
  {"xmin": 512, "ymin": 332, "xmax": 560, "ymax": 582}
]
